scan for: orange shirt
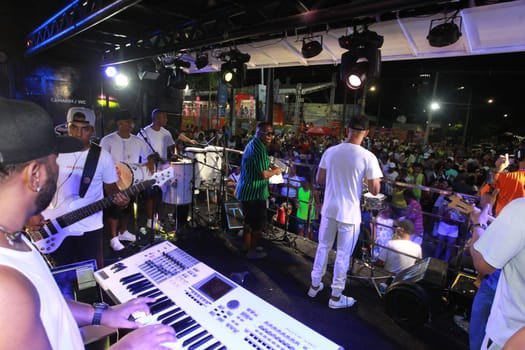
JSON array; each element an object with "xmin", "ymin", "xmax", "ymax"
[{"xmin": 481, "ymin": 170, "xmax": 525, "ymax": 216}]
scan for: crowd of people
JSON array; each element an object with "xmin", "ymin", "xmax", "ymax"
[{"xmin": 1, "ymin": 96, "xmax": 524, "ymax": 349}]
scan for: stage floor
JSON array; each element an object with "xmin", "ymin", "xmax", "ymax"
[{"xmin": 104, "ymin": 211, "xmax": 470, "ymax": 350}]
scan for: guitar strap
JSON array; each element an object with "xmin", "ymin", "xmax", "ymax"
[{"xmin": 79, "ymin": 143, "xmax": 101, "ymax": 198}]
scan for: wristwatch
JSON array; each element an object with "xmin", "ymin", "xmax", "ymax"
[{"xmin": 92, "ymin": 302, "xmax": 109, "ymax": 325}]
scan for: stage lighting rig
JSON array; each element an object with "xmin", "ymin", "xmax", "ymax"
[
  {"xmin": 219, "ymin": 49, "xmax": 250, "ymax": 88},
  {"xmin": 427, "ymin": 14, "xmax": 462, "ymax": 47},
  {"xmin": 195, "ymin": 51, "xmax": 209, "ymax": 70},
  {"xmin": 301, "ymin": 35, "xmax": 323, "ymax": 59},
  {"xmin": 167, "ymin": 67, "xmax": 187, "ymax": 89},
  {"xmin": 338, "ymin": 27, "xmax": 383, "ymax": 90}
]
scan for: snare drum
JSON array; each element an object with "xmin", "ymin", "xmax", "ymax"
[
  {"xmin": 115, "ymin": 162, "xmax": 151, "ymax": 190},
  {"xmin": 162, "ymin": 160, "xmax": 193, "ymax": 205},
  {"xmin": 363, "ymin": 192, "xmax": 387, "ymax": 211}
]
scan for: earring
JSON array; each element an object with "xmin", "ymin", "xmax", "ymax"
[{"xmin": 36, "ymin": 186, "xmax": 41, "ymax": 193}]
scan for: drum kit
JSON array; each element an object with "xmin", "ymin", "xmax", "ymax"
[{"xmin": 115, "ymin": 145, "xmax": 241, "ymax": 229}]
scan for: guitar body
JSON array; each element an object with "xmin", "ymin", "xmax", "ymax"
[{"xmin": 34, "ymin": 208, "xmax": 86, "ymax": 253}]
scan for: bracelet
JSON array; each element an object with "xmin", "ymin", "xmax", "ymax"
[{"xmin": 471, "ymin": 223, "xmax": 487, "ymax": 230}]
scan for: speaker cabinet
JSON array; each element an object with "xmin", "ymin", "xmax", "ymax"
[{"xmin": 384, "ymin": 257, "xmax": 448, "ymax": 327}]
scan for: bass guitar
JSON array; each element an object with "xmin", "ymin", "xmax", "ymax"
[{"xmin": 27, "ymin": 167, "xmax": 174, "ymax": 254}]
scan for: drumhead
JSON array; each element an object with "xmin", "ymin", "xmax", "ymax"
[
  {"xmin": 115, "ymin": 162, "xmax": 133, "ymax": 191},
  {"xmin": 364, "ymin": 192, "xmax": 386, "ymax": 199}
]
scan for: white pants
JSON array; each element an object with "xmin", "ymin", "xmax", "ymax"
[{"xmin": 311, "ymin": 215, "xmax": 359, "ymax": 297}]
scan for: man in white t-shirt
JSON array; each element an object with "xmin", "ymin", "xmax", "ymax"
[
  {"xmin": 138, "ymin": 108, "xmax": 197, "ymax": 229},
  {"xmin": 470, "ymin": 198, "xmax": 525, "ymax": 349},
  {"xmin": 307, "ymin": 115, "xmax": 383, "ymax": 309},
  {"xmin": 376, "ymin": 219, "xmax": 422, "ymax": 275},
  {"xmin": 100, "ymin": 110, "xmax": 152, "ymax": 250},
  {"xmin": 41, "ymin": 107, "xmax": 130, "ymax": 268}
]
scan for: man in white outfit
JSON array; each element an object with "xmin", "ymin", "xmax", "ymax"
[
  {"xmin": 308, "ymin": 115, "xmax": 383, "ymax": 309},
  {"xmin": 138, "ymin": 108, "xmax": 197, "ymax": 229},
  {"xmin": 100, "ymin": 110, "xmax": 152, "ymax": 250},
  {"xmin": 470, "ymin": 197, "xmax": 525, "ymax": 349}
]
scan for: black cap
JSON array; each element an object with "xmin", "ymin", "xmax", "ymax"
[
  {"xmin": 396, "ymin": 219, "xmax": 414, "ymax": 235},
  {"xmin": 115, "ymin": 109, "xmax": 133, "ymax": 121},
  {"xmin": 348, "ymin": 115, "xmax": 369, "ymax": 131},
  {"xmin": 0, "ymin": 98, "xmax": 83, "ymax": 166}
]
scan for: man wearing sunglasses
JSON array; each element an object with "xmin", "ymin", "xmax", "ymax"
[{"xmin": 236, "ymin": 122, "xmax": 281, "ymax": 259}]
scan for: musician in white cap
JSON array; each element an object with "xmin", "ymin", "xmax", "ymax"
[
  {"xmin": 100, "ymin": 109, "xmax": 152, "ymax": 251},
  {"xmin": 41, "ymin": 106, "xmax": 129, "ymax": 268},
  {"xmin": 138, "ymin": 108, "xmax": 197, "ymax": 229}
]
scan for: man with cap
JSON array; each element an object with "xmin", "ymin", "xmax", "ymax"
[
  {"xmin": 0, "ymin": 98, "xmax": 177, "ymax": 349},
  {"xmin": 376, "ymin": 219, "xmax": 422, "ymax": 275},
  {"xmin": 307, "ymin": 114, "xmax": 383, "ymax": 309},
  {"xmin": 100, "ymin": 109, "xmax": 152, "ymax": 251},
  {"xmin": 138, "ymin": 108, "xmax": 197, "ymax": 229},
  {"xmin": 40, "ymin": 106, "xmax": 129, "ymax": 268}
]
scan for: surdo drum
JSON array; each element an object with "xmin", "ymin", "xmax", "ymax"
[{"xmin": 162, "ymin": 160, "xmax": 193, "ymax": 205}]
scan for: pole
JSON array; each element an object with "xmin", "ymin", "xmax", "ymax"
[
  {"xmin": 423, "ymin": 72, "xmax": 439, "ymax": 145},
  {"xmin": 462, "ymin": 90, "xmax": 473, "ymax": 146}
]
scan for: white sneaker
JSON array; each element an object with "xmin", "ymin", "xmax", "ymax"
[
  {"xmin": 328, "ymin": 295, "xmax": 356, "ymax": 309},
  {"xmin": 146, "ymin": 219, "xmax": 164, "ymax": 231},
  {"xmin": 307, "ymin": 282, "xmax": 324, "ymax": 298},
  {"xmin": 110, "ymin": 236, "xmax": 125, "ymax": 251},
  {"xmin": 119, "ymin": 230, "xmax": 136, "ymax": 242}
]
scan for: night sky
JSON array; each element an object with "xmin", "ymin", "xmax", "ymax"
[{"xmin": 251, "ymin": 51, "xmax": 525, "ymax": 141}]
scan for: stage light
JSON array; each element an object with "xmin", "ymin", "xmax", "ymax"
[
  {"xmin": 105, "ymin": 66, "xmax": 117, "ymax": 78},
  {"xmin": 195, "ymin": 52, "xmax": 209, "ymax": 70},
  {"xmin": 338, "ymin": 28, "xmax": 383, "ymax": 90},
  {"xmin": 220, "ymin": 61, "xmax": 246, "ymax": 88},
  {"xmin": 219, "ymin": 49, "xmax": 250, "ymax": 88},
  {"xmin": 137, "ymin": 60, "xmax": 160, "ymax": 80},
  {"xmin": 301, "ymin": 35, "xmax": 323, "ymax": 59},
  {"xmin": 340, "ymin": 47, "xmax": 381, "ymax": 90},
  {"xmin": 427, "ymin": 16, "xmax": 462, "ymax": 47},
  {"xmin": 167, "ymin": 67, "xmax": 187, "ymax": 89},
  {"xmin": 114, "ymin": 73, "xmax": 129, "ymax": 88}
]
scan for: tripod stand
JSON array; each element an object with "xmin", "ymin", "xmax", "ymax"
[{"xmin": 348, "ymin": 195, "xmax": 393, "ymax": 298}]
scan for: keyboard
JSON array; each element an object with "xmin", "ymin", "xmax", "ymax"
[{"xmin": 95, "ymin": 240, "xmax": 344, "ymax": 350}]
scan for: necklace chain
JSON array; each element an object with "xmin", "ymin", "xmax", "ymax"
[{"xmin": 0, "ymin": 224, "xmax": 22, "ymax": 246}]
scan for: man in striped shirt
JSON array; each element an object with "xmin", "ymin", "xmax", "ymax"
[{"xmin": 236, "ymin": 122, "xmax": 282, "ymax": 259}]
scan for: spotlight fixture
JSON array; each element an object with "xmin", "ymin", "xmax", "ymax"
[
  {"xmin": 338, "ymin": 27, "xmax": 383, "ymax": 90},
  {"xmin": 301, "ymin": 35, "xmax": 323, "ymax": 59},
  {"xmin": 167, "ymin": 67, "xmax": 187, "ymax": 89},
  {"xmin": 219, "ymin": 49, "xmax": 250, "ymax": 88},
  {"xmin": 427, "ymin": 15, "xmax": 462, "ymax": 47},
  {"xmin": 137, "ymin": 60, "xmax": 160, "ymax": 80},
  {"xmin": 195, "ymin": 52, "xmax": 209, "ymax": 70},
  {"xmin": 340, "ymin": 47, "xmax": 381, "ymax": 90}
]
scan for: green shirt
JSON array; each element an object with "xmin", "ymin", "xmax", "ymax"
[{"xmin": 236, "ymin": 137, "xmax": 270, "ymax": 201}]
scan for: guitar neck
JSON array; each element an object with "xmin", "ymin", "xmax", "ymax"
[{"xmin": 57, "ymin": 179, "xmax": 155, "ymax": 228}]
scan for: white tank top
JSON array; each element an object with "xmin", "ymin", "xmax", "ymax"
[{"xmin": 0, "ymin": 236, "xmax": 84, "ymax": 349}]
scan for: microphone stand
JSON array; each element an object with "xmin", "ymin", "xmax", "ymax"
[{"xmin": 138, "ymin": 127, "xmax": 162, "ymax": 237}]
